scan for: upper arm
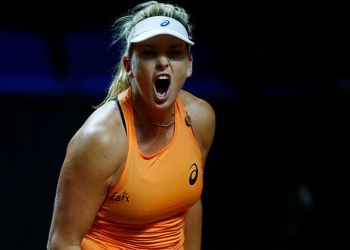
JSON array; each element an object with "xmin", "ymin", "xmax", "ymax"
[
  {"xmin": 194, "ymin": 99, "xmax": 216, "ymax": 160},
  {"xmin": 184, "ymin": 94, "xmax": 216, "ymax": 164},
  {"xmin": 47, "ymin": 103, "xmax": 127, "ymax": 248}
]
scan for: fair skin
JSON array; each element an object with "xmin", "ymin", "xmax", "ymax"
[{"xmin": 47, "ymin": 34, "xmax": 215, "ymax": 250}]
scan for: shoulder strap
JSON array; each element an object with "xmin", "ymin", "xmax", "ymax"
[{"xmin": 113, "ymin": 97, "xmax": 126, "ymax": 131}]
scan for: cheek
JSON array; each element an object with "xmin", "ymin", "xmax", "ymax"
[
  {"xmin": 130, "ymin": 61, "xmax": 142, "ymax": 77},
  {"xmin": 133, "ymin": 59, "xmax": 153, "ymax": 72},
  {"xmin": 181, "ymin": 61, "xmax": 192, "ymax": 78},
  {"xmin": 174, "ymin": 66, "xmax": 191, "ymax": 83}
]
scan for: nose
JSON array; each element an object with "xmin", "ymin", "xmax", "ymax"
[{"xmin": 156, "ymin": 56, "xmax": 169, "ymax": 69}]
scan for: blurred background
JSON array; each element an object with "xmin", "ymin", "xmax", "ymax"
[{"xmin": 1, "ymin": 1, "xmax": 349, "ymax": 249}]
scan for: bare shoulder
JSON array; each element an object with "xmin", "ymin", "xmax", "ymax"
[
  {"xmin": 179, "ymin": 90, "xmax": 216, "ymax": 126},
  {"xmin": 65, "ymin": 100, "xmax": 127, "ymax": 184},
  {"xmin": 179, "ymin": 90, "xmax": 216, "ymax": 162}
]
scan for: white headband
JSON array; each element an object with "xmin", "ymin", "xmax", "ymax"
[{"xmin": 127, "ymin": 16, "xmax": 194, "ymax": 45}]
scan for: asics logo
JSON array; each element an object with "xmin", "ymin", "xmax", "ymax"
[
  {"xmin": 160, "ymin": 20, "xmax": 170, "ymax": 27},
  {"xmin": 189, "ymin": 163, "xmax": 199, "ymax": 185}
]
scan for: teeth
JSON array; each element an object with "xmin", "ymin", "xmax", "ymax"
[
  {"xmin": 157, "ymin": 75, "xmax": 169, "ymax": 80},
  {"xmin": 157, "ymin": 92, "xmax": 166, "ymax": 98}
]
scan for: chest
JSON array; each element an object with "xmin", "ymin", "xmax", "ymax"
[{"xmin": 103, "ymin": 129, "xmax": 203, "ymax": 224}]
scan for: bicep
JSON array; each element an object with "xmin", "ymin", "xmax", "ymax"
[
  {"xmin": 53, "ymin": 159, "xmax": 110, "ymax": 241},
  {"xmin": 191, "ymin": 100, "xmax": 216, "ymax": 164},
  {"xmin": 48, "ymin": 127, "xmax": 126, "ymax": 247}
]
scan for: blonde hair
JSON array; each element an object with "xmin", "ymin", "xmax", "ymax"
[{"xmin": 96, "ymin": 1, "xmax": 194, "ymax": 108}]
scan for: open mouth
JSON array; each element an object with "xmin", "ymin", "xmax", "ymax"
[{"xmin": 155, "ymin": 76, "xmax": 170, "ymax": 98}]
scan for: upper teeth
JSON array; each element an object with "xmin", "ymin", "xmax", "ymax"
[{"xmin": 157, "ymin": 75, "xmax": 169, "ymax": 80}]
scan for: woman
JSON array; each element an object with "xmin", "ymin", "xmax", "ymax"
[{"xmin": 47, "ymin": 1, "xmax": 216, "ymax": 249}]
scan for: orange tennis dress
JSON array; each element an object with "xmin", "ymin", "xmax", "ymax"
[{"xmin": 81, "ymin": 87, "xmax": 204, "ymax": 249}]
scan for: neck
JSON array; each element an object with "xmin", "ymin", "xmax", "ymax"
[{"xmin": 132, "ymin": 101, "xmax": 175, "ymax": 127}]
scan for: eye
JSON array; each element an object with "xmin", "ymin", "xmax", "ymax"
[
  {"xmin": 169, "ymin": 50, "xmax": 181, "ymax": 55},
  {"xmin": 141, "ymin": 50, "xmax": 156, "ymax": 58},
  {"xmin": 168, "ymin": 50, "xmax": 183, "ymax": 58}
]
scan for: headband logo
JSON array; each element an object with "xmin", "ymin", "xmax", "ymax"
[{"xmin": 160, "ymin": 20, "xmax": 170, "ymax": 27}]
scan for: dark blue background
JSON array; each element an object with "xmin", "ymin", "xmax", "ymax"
[{"xmin": 1, "ymin": 1, "xmax": 349, "ymax": 249}]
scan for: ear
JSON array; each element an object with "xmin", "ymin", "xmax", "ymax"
[
  {"xmin": 123, "ymin": 56, "xmax": 134, "ymax": 78},
  {"xmin": 186, "ymin": 55, "xmax": 193, "ymax": 78}
]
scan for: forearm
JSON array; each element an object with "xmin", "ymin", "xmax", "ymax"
[
  {"xmin": 47, "ymin": 243, "xmax": 81, "ymax": 250},
  {"xmin": 184, "ymin": 199, "xmax": 203, "ymax": 250},
  {"xmin": 47, "ymin": 226, "xmax": 83, "ymax": 250},
  {"xmin": 46, "ymin": 234, "xmax": 82, "ymax": 250}
]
